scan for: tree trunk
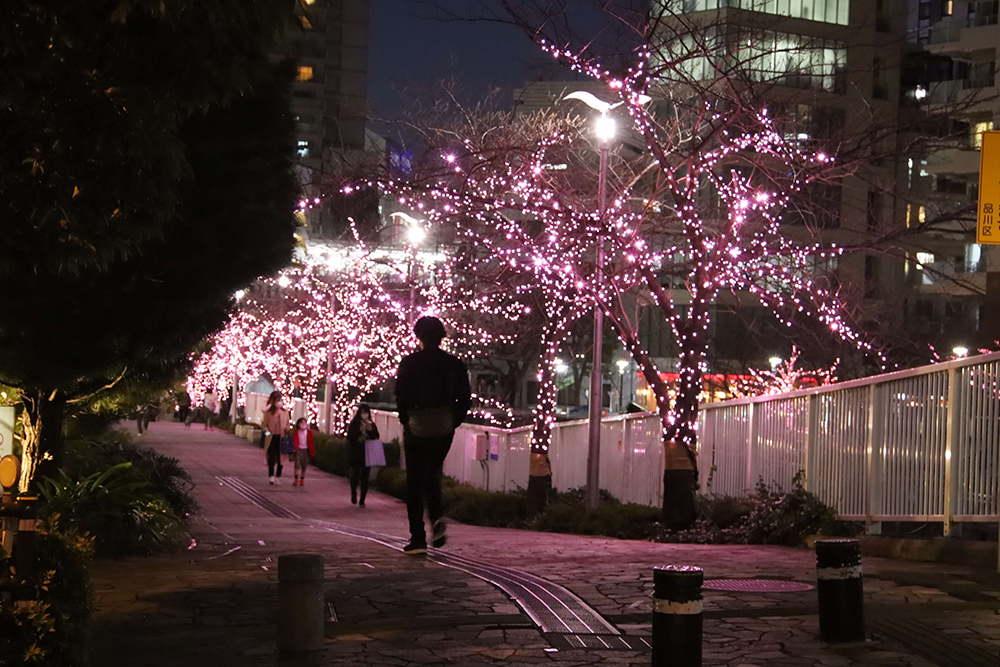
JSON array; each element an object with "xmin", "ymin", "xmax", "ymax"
[
  {"xmin": 530, "ymin": 341, "xmax": 559, "ymax": 454},
  {"xmin": 18, "ymin": 389, "xmax": 67, "ymax": 493}
]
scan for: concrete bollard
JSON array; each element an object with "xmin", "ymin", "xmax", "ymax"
[
  {"xmin": 815, "ymin": 538, "xmax": 865, "ymax": 643},
  {"xmin": 278, "ymin": 553, "xmax": 325, "ymax": 655},
  {"xmin": 652, "ymin": 566, "xmax": 703, "ymax": 667}
]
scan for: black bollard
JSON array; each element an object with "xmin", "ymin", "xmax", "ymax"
[
  {"xmin": 278, "ymin": 553, "xmax": 325, "ymax": 655},
  {"xmin": 815, "ymin": 538, "xmax": 865, "ymax": 643},
  {"xmin": 652, "ymin": 566, "xmax": 703, "ymax": 667}
]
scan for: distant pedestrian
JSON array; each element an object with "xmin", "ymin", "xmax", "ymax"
[
  {"xmin": 136, "ymin": 402, "xmax": 156, "ymax": 435},
  {"xmin": 176, "ymin": 391, "xmax": 191, "ymax": 424},
  {"xmin": 261, "ymin": 391, "xmax": 290, "ymax": 485},
  {"xmin": 291, "ymin": 417, "xmax": 315, "ymax": 487},
  {"xmin": 346, "ymin": 403, "xmax": 379, "ymax": 508},
  {"xmin": 395, "ymin": 316, "xmax": 471, "ymax": 554},
  {"xmin": 203, "ymin": 389, "xmax": 219, "ymax": 431}
]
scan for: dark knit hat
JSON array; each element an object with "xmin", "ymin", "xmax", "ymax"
[{"xmin": 413, "ymin": 316, "xmax": 447, "ymax": 344}]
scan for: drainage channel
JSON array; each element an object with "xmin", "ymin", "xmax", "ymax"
[{"xmin": 217, "ymin": 476, "xmax": 643, "ymax": 650}]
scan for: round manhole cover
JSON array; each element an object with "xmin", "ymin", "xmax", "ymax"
[{"xmin": 703, "ymin": 579, "xmax": 814, "ymax": 592}]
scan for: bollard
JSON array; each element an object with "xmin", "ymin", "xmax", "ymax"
[
  {"xmin": 652, "ymin": 566, "xmax": 703, "ymax": 667},
  {"xmin": 278, "ymin": 553, "xmax": 325, "ymax": 655},
  {"xmin": 815, "ymin": 538, "xmax": 865, "ymax": 643}
]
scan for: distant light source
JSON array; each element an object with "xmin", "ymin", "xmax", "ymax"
[
  {"xmin": 277, "ymin": 276, "xmax": 291, "ymax": 288},
  {"xmin": 407, "ymin": 225, "xmax": 426, "ymax": 245},
  {"xmin": 595, "ymin": 115, "xmax": 616, "ymax": 143},
  {"xmin": 914, "ymin": 86, "xmax": 928, "ymax": 100},
  {"xmin": 769, "ymin": 356, "xmax": 783, "ymax": 370},
  {"xmin": 953, "ymin": 346, "xmax": 969, "ymax": 358},
  {"xmin": 616, "ymin": 359, "xmax": 629, "ymax": 375},
  {"xmin": 555, "ymin": 358, "xmax": 569, "ymax": 374},
  {"xmin": 234, "ymin": 289, "xmax": 246, "ymax": 301}
]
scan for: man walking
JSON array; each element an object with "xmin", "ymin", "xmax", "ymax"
[{"xmin": 395, "ymin": 316, "xmax": 471, "ymax": 555}]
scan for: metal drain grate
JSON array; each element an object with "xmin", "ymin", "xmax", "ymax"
[
  {"xmin": 869, "ymin": 612, "xmax": 1000, "ymax": 667},
  {"xmin": 703, "ymin": 579, "xmax": 814, "ymax": 592},
  {"xmin": 546, "ymin": 633, "xmax": 650, "ymax": 651}
]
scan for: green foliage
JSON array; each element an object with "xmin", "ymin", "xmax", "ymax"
[
  {"xmin": 62, "ymin": 430, "xmax": 199, "ymax": 519},
  {"xmin": 529, "ymin": 490, "xmax": 660, "ymax": 539},
  {"xmin": 658, "ymin": 475, "xmax": 851, "ymax": 546},
  {"xmin": 0, "ymin": 522, "xmax": 94, "ymax": 667},
  {"xmin": 37, "ymin": 463, "xmax": 187, "ymax": 558},
  {"xmin": 443, "ymin": 484, "xmax": 529, "ymax": 528}
]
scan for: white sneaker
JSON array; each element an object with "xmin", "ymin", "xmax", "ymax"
[
  {"xmin": 274, "ymin": 477, "xmax": 280, "ymax": 485},
  {"xmin": 269, "ymin": 477, "xmax": 275, "ymax": 485}
]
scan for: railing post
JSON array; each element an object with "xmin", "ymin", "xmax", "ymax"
[
  {"xmin": 804, "ymin": 395, "xmax": 818, "ymax": 492},
  {"xmin": 943, "ymin": 365, "xmax": 960, "ymax": 537},
  {"xmin": 865, "ymin": 384, "xmax": 884, "ymax": 535},
  {"xmin": 745, "ymin": 402, "xmax": 758, "ymax": 492}
]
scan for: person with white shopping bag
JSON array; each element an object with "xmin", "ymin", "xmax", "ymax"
[{"xmin": 346, "ymin": 403, "xmax": 380, "ymax": 508}]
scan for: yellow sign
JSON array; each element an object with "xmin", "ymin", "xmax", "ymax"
[{"xmin": 977, "ymin": 131, "xmax": 1000, "ymax": 244}]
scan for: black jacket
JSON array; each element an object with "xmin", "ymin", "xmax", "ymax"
[{"xmin": 395, "ymin": 346, "xmax": 472, "ymax": 428}]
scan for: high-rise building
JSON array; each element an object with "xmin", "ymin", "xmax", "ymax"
[
  {"xmin": 273, "ymin": 0, "xmax": 370, "ymax": 236},
  {"xmin": 904, "ymin": 0, "xmax": 999, "ymax": 347}
]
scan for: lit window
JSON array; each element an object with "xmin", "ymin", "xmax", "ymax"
[
  {"xmin": 916, "ymin": 252, "xmax": 935, "ymax": 266},
  {"xmin": 918, "ymin": 206, "xmax": 927, "ymax": 224},
  {"xmin": 944, "ymin": 1, "xmax": 953, "ymax": 16},
  {"xmin": 973, "ymin": 121, "xmax": 994, "ymax": 149},
  {"xmin": 300, "ymin": 15, "xmax": 313, "ymax": 30},
  {"xmin": 297, "ymin": 66, "xmax": 313, "ymax": 82},
  {"xmin": 297, "ymin": 140, "xmax": 310, "ymax": 158}
]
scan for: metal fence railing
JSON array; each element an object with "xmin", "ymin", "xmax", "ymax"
[{"xmin": 241, "ymin": 351, "xmax": 1000, "ymax": 533}]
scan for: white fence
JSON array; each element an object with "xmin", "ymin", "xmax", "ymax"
[{"xmin": 241, "ymin": 351, "xmax": 1000, "ymax": 530}]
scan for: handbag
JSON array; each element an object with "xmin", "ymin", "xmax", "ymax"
[
  {"xmin": 280, "ymin": 433, "xmax": 295, "ymax": 455},
  {"xmin": 407, "ymin": 407, "xmax": 454, "ymax": 437},
  {"xmin": 364, "ymin": 439, "xmax": 386, "ymax": 467}
]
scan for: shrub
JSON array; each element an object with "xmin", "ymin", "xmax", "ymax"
[
  {"xmin": 62, "ymin": 431, "xmax": 199, "ymax": 519},
  {"xmin": 0, "ymin": 522, "xmax": 94, "ymax": 667},
  {"xmin": 38, "ymin": 463, "xmax": 188, "ymax": 558},
  {"xmin": 530, "ymin": 491, "xmax": 660, "ymax": 540},
  {"xmin": 443, "ymin": 484, "xmax": 528, "ymax": 528},
  {"xmin": 657, "ymin": 475, "xmax": 849, "ymax": 546}
]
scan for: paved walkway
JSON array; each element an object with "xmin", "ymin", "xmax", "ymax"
[{"xmin": 89, "ymin": 421, "xmax": 1000, "ymax": 666}]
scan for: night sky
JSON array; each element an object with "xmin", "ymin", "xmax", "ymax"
[{"xmin": 368, "ymin": 0, "xmax": 540, "ymax": 114}]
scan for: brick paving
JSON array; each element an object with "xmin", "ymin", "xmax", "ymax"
[{"xmin": 89, "ymin": 421, "xmax": 1000, "ymax": 666}]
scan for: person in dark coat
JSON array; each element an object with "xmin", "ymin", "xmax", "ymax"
[
  {"xmin": 346, "ymin": 403, "xmax": 379, "ymax": 507},
  {"xmin": 394, "ymin": 316, "xmax": 471, "ymax": 554}
]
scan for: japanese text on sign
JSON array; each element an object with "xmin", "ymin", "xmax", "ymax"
[{"xmin": 977, "ymin": 131, "xmax": 1000, "ymax": 244}]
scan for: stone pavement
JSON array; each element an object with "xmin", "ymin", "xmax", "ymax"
[{"xmin": 89, "ymin": 421, "xmax": 1000, "ymax": 666}]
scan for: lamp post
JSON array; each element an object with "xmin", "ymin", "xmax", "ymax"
[{"xmin": 564, "ymin": 92, "xmax": 617, "ymax": 509}]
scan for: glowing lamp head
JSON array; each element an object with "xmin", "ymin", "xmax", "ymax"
[
  {"xmin": 277, "ymin": 275, "xmax": 291, "ymax": 288},
  {"xmin": 768, "ymin": 356, "xmax": 782, "ymax": 370},
  {"xmin": 407, "ymin": 225, "xmax": 426, "ymax": 245},
  {"xmin": 595, "ymin": 114, "xmax": 616, "ymax": 143},
  {"xmin": 953, "ymin": 346, "xmax": 969, "ymax": 358}
]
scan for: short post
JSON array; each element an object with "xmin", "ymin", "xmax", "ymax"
[
  {"xmin": 652, "ymin": 566, "xmax": 703, "ymax": 667},
  {"xmin": 278, "ymin": 553, "xmax": 325, "ymax": 655},
  {"xmin": 815, "ymin": 538, "xmax": 865, "ymax": 643}
]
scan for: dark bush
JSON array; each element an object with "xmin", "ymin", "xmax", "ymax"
[
  {"xmin": 530, "ymin": 490, "xmax": 660, "ymax": 540},
  {"xmin": 0, "ymin": 522, "xmax": 94, "ymax": 667},
  {"xmin": 61, "ymin": 430, "xmax": 199, "ymax": 519},
  {"xmin": 443, "ymin": 484, "xmax": 528, "ymax": 528},
  {"xmin": 38, "ymin": 463, "xmax": 188, "ymax": 558},
  {"xmin": 657, "ymin": 475, "xmax": 849, "ymax": 546}
]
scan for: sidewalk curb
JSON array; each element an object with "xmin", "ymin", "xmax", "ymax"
[{"xmin": 859, "ymin": 535, "xmax": 998, "ymax": 569}]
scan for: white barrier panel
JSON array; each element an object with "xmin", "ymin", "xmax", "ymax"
[{"xmin": 239, "ymin": 351, "xmax": 1000, "ymax": 527}]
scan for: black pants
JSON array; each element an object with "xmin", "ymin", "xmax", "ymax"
[
  {"xmin": 265, "ymin": 434, "xmax": 283, "ymax": 477},
  {"xmin": 403, "ymin": 430, "xmax": 453, "ymax": 543},
  {"xmin": 349, "ymin": 466, "xmax": 371, "ymax": 502}
]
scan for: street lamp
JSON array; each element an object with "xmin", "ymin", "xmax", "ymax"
[
  {"xmin": 953, "ymin": 346, "xmax": 969, "ymax": 358},
  {"xmin": 769, "ymin": 356, "xmax": 783, "ymax": 370},
  {"xmin": 565, "ymin": 91, "xmax": 616, "ymax": 509}
]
